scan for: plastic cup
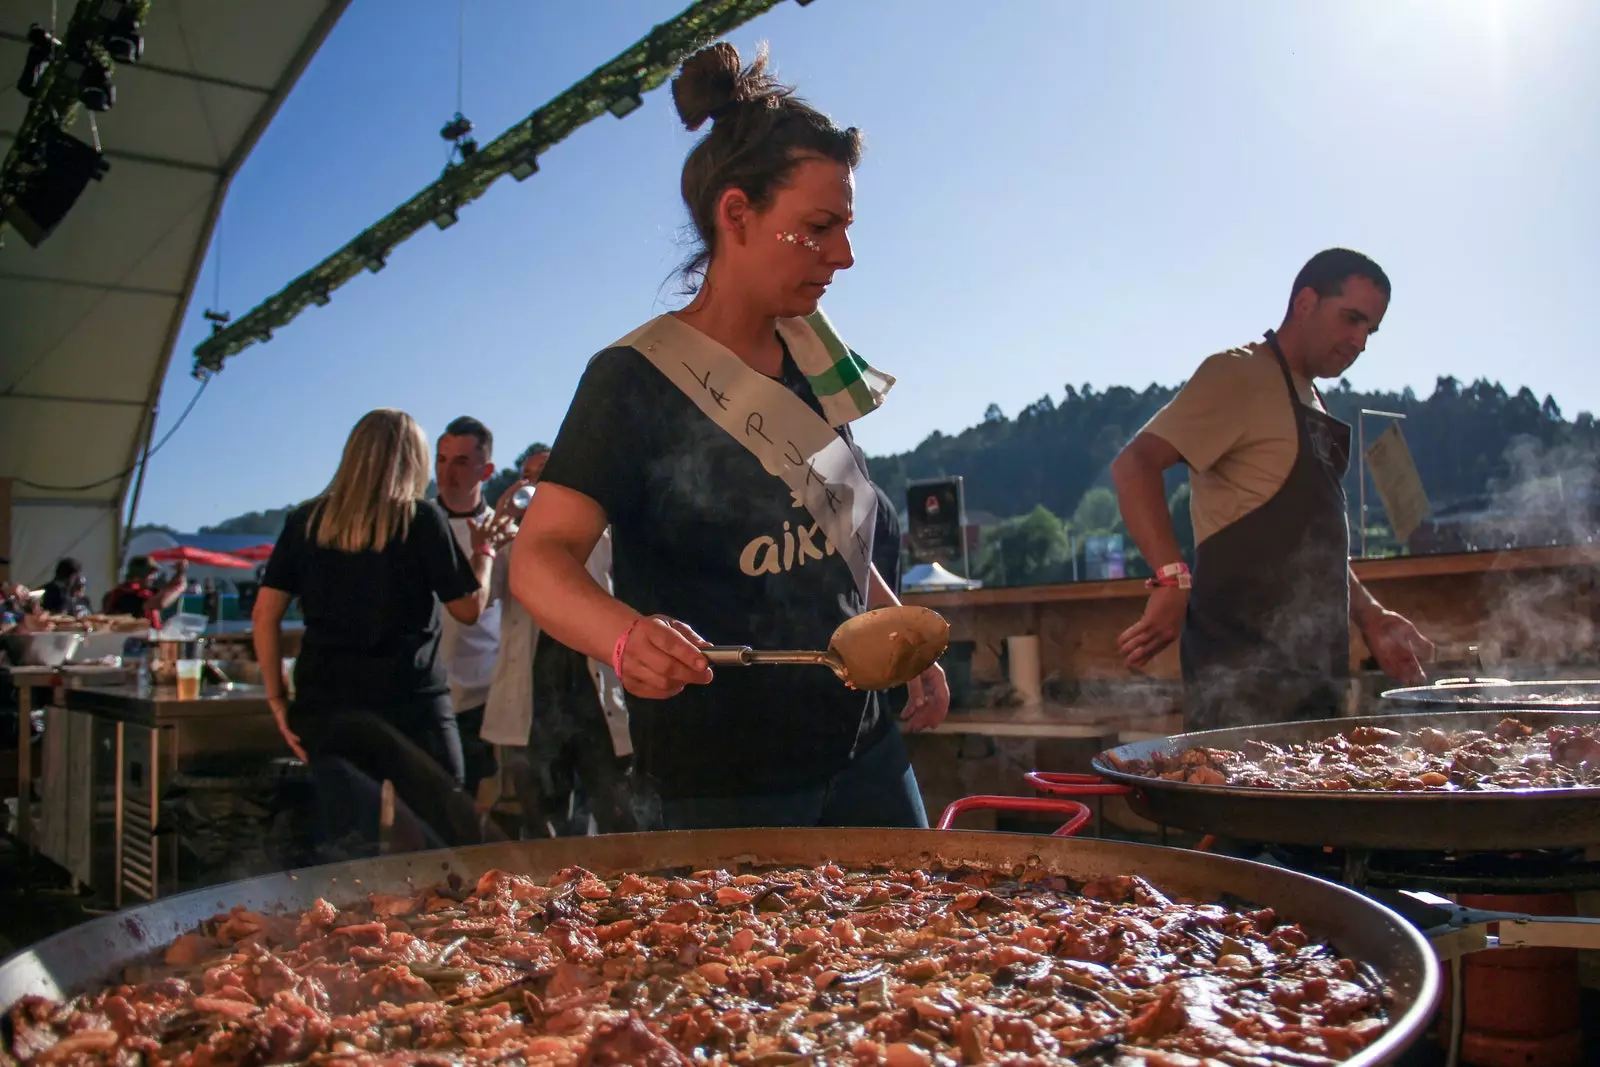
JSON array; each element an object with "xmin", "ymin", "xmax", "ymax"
[{"xmin": 176, "ymin": 658, "xmax": 203, "ymax": 701}]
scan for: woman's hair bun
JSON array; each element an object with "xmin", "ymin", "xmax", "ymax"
[{"xmin": 671, "ymin": 42, "xmax": 785, "ymax": 132}]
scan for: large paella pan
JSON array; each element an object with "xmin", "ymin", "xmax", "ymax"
[{"xmin": 0, "ymin": 828, "xmax": 1439, "ymax": 1066}]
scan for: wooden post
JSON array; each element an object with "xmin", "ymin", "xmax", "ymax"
[
  {"xmin": 378, "ymin": 780, "xmax": 395, "ymax": 855},
  {"xmin": 0, "ymin": 477, "xmax": 11, "ymax": 585}
]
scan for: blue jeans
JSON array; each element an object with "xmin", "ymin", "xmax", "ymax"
[{"xmin": 660, "ymin": 727, "xmax": 928, "ymax": 831}]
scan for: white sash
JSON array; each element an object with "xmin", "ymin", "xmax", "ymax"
[{"xmin": 618, "ymin": 314, "xmax": 878, "ymax": 599}]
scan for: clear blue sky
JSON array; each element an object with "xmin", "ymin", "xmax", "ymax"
[{"xmin": 137, "ymin": 0, "xmax": 1600, "ymax": 531}]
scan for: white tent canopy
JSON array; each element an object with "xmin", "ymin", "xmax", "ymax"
[
  {"xmin": 903, "ymin": 561, "xmax": 983, "ymax": 593},
  {"xmin": 0, "ymin": 0, "xmax": 348, "ymax": 593}
]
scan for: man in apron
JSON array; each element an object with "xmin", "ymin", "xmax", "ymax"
[{"xmin": 1111, "ymin": 249, "xmax": 1433, "ymax": 730}]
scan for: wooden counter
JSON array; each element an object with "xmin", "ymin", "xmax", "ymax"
[{"xmin": 906, "ymin": 545, "xmax": 1600, "ymax": 685}]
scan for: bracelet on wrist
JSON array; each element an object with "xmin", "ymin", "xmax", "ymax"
[
  {"xmin": 612, "ymin": 618, "xmax": 643, "ymax": 677},
  {"xmin": 1144, "ymin": 562, "xmax": 1192, "ymax": 590}
]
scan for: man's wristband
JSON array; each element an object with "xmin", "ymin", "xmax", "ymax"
[
  {"xmin": 1145, "ymin": 562, "xmax": 1192, "ymax": 590},
  {"xmin": 472, "ymin": 544, "xmax": 496, "ymax": 560}
]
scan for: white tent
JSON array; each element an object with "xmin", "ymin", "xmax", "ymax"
[
  {"xmin": 903, "ymin": 561, "xmax": 983, "ymax": 593},
  {"xmin": 0, "ymin": 1, "xmax": 349, "ymax": 595}
]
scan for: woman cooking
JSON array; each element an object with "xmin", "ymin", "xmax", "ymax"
[
  {"xmin": 254, "ymin": 408, "xmax": 503, "ymax": 847},
  {"xmin": 512, "ymin": 43, "xmax": 948, "ymax": 831}
]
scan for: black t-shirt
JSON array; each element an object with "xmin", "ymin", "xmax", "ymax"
[
  {"xmin": 542, "ymin": 342, "xmax": 891, "ymax": 799},
  {"xmin": 41, "ymin": 580, "xmax": 88, "ymax": 616},
  {"xmin": 263, "ymin": 499, "xmax": 479, "ymax": 714}
]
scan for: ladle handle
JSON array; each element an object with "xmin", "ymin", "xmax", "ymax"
[{"xmin": 701, "ymin": 646, "xmax": 831, "ymax": 668}]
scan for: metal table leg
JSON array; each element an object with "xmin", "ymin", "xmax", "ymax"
[
  {"xmin": 1343, "ymin": 848, "xmax": 1371, "ymax": 890},
  {"xmin": 16, "ymin": 682, "xmax": 33, "ymax": 850},
  {"xmin": 1446, "ymin": 956, "xmax": 1463, "ymax": 1067}
]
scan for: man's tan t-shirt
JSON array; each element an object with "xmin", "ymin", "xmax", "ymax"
[{"xmin": 1141, "ymin": 342, "xmax": 1323, "ymax": 546}]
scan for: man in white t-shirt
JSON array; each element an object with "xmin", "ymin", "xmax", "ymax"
[
  {"xmin": 1112, "ymin": 249, "xmax": 1432, "ymax": 730},
  {"xmin": 434, "ymin": 416, "xmax": 508, "ymax": 795}
]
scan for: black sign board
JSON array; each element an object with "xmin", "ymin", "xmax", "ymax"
[{"xmin": 906, "ymin": 476, "xmax": 966, "ymax": 567}]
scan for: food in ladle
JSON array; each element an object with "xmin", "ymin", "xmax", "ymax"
[
  {"xmin": 7, "ymin": 863, "xmax": 1393, "ymax": 1066},
  {"xmin": 703, "ymin": 606, "xmax": 949, "ymax": 691}
]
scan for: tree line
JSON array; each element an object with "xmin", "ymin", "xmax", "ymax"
[
  {"xmin": 870, "ymin": 376, "xmax": 1599, "ymax": 587},
  {"xmin": 153, "ymin": 377, "xmax": 1598, "ymax": 588}
]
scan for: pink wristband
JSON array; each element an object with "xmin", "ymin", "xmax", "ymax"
[{"xmin": 613, "ymin": 618, "xmax": 642, "ymax": 677}]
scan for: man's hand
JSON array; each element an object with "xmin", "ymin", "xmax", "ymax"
[
  {"xmin": 1118, "ymin": 587, "xmax": 1189, "ymax": 670},
  {"xmin": 901, "ymin": 663, "xmax": 950, "ymax": 732},
  {"xmin": 618, "ymin": 616, "xmax": 714, "ymax": 699},
  {"xmin": 1361, "ymin": 610, "xmax": 1434, "ymax": 686}
]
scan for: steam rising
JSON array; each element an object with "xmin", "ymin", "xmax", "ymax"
[{"xmin": 1469, "ymin": 437, "xmax": 1599, "ymax": 672}]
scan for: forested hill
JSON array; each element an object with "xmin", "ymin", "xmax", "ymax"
[
  {"xmin": 866, "ymin": 376, "xmax": 1599, "ymax": 526},
  {"xmin": 170, "ymin": 380, "xmax": 1595, "ymax": 548}
]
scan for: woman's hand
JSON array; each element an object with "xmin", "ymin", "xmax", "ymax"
[
  {"xmin": 901, "ymin": 662, "xmax": 950, "ymax": 732},
  {"xmin": 269, "ymin": 697, "xmax": 308, "ymax": 762},
  {"xmin": 467, "ymin": 512, "xmax": 517, "ymax": 553},
  {"xmin": 618, "ymin": 615, "xmax": 714, "ymax": 699}
]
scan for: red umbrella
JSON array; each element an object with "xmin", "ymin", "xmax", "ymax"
[
  {"xmin": 233, "ymin": 543, "xmax": 276, "ymax": 561},
  {"xmin": 145, "ymin": 545, "xmax": 256, "ymax": 569}
]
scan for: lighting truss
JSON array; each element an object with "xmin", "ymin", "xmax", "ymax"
[{"xmin": 192, "ymin": 0, "xmax": 804, "ymax": 374}]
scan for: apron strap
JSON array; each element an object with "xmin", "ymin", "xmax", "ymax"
[{"xmin": 1261, "ymin": 329, "xmax": 1311, "ymax": 416}]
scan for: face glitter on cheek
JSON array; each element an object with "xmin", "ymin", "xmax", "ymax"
[{"xmin": 776, "ymin": 231, "xmax": 822, "ymax": 252}]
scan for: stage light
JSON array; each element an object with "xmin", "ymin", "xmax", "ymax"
[
  {"xmin": 440, "ymin": 113, "xmax": 473, "ymax": 143},
  {"xmin": 309, "ymin": 287, "xmax": 331, "ymax": 307},
  {"xmin": 607, "ymin": 84, "xmax": 643, "ymax": 119},
  {"xmin": 364, "ymin": 251, "xmax": 387, "ymax": 273},
  {"xmin": 1, "ymin": 127, "xmax": 109, "ymax": 247},
  {"xmin": 102, "ymin": 2, "xmax": 144, "ymax": 63},
  {"xmin": 433, "ymin": 200, "xmax": 459, "ymax": 230},
  {"xmin": 15, "ymin": 24, "xmax": 60, "ymax": 98},
  {"xmin": 71, "ymin": 50, "xmax": 115, "ymax": 111},
  {"xmin": 508, "ymin": 149, "xmax": 539, "ymax": 181}
]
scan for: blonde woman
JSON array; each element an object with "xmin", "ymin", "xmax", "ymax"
[{"xmin": 253, "ymin": 409, "xmax": 501, "ymax": 847}]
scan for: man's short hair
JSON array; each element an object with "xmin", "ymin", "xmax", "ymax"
[
  {"xmin": 1286, "ymin": 248, "xmax": 1391, "ymax": 320},
  {"xmin": 125, "ymin": 555, "xmax": 155, "ymax": 580},
  {"xmin": 442, "ymin": 416, "xmax": 493, "ymax": 460},
  {"xmin": 53, "ymin": 557, "xmax": 82, "ymax": 582}
]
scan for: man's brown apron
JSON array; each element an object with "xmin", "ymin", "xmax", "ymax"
[{"xmin": 1180, "ymin": 331, "xmax": 1354, "ymax": 730}]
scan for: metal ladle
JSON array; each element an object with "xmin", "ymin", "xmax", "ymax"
[{"xmin": 700, "ymin": 605, "xmax": 950, "ymax": 691}]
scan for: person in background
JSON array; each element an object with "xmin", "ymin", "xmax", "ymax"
[
  {"xmin": 103, "ymin": 556, "xmax": 187, "ymax": 628},
  {"xmin": 65, "ymin": 574, "xmax": 92, "ymax": 617},
  {"xmin": 512, "ymin": 43, "xmax": 947, "ymax": 831},
  {"xmin": 1111, "ymin": 248, "xmax": 1433, "ymax": 730},
  {"xmin": 252, "ymin": 408, "xmax": 505, "ymax": 848},
  {"xmin": 0, "ymin": 582, "xmax": 35, "ymax": 627},
  {"xmin": 488, "ymin": 550, "xmax": 644, "ymax": 839},
  {"xmin": 41, "ymin": 558, "xmax": 89, "ymax": 616},
  {"xmin": 201, "ymin": 578, "xmax": 221, "ymax": 624},
  {"xmin": 433, "ymin": 416, "xmax": 509, "ymax": 799},
  {"xmin": 480, "ymin": 445, "xmax": 641, "ymax": 836},
  {"xmin": 494, "ymin": 446, "xmax": 551, "ymax": 519}
]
